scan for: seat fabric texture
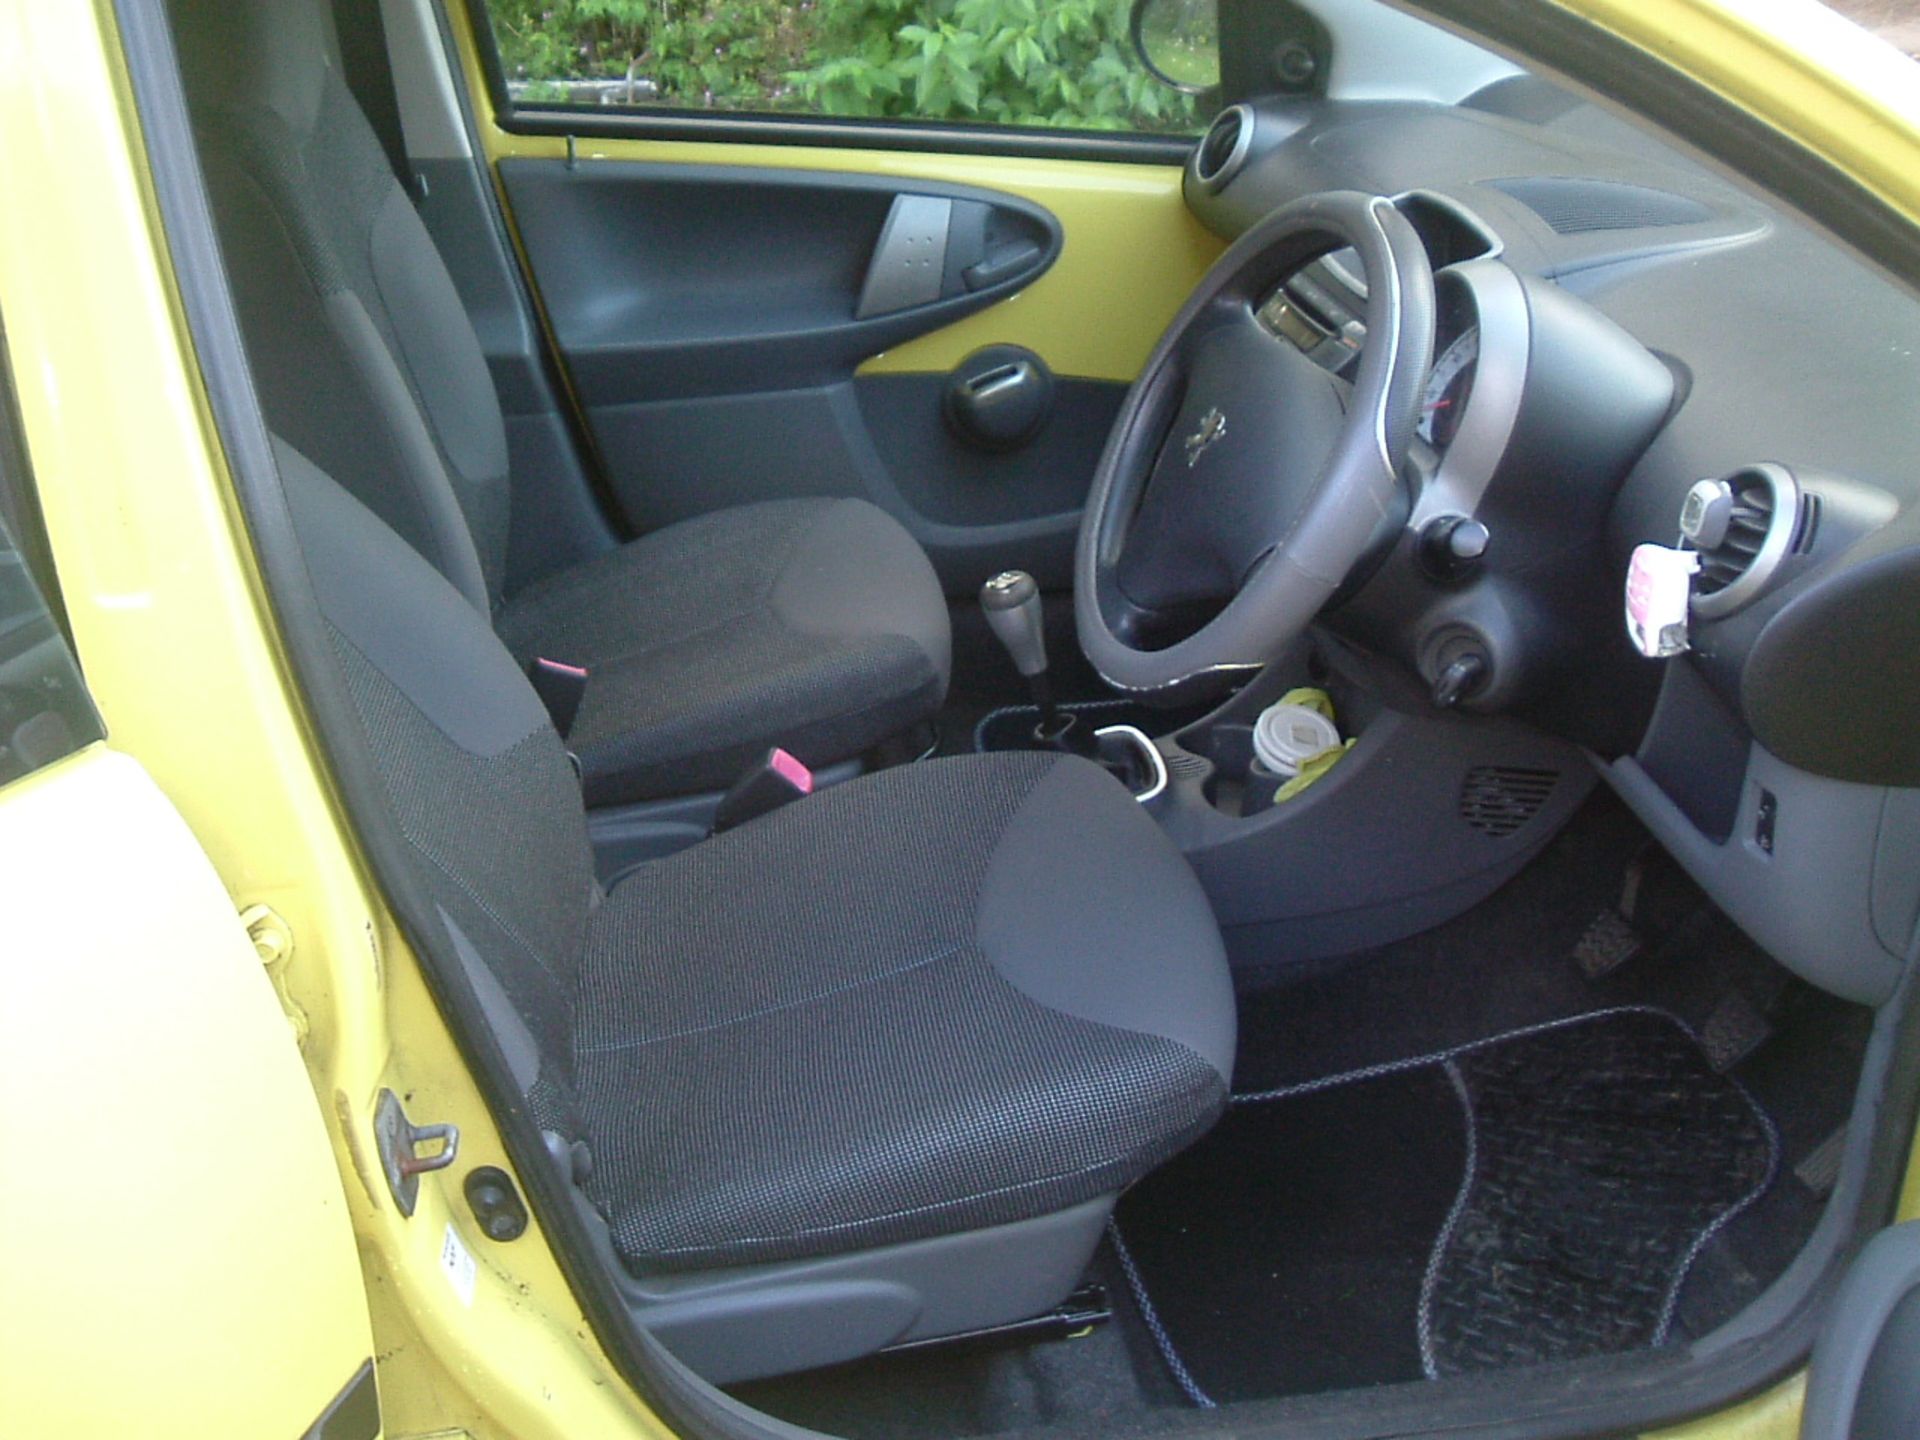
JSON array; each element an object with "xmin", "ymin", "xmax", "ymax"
[
  {"xmin": 496, "ymin": 498, "xmax": 948, "ymax": 805},
  {"xmin": 578, "ymin": 753, "xmax": 1233, "ymax": 1271},
  {"xmin": 278, "ymin": 437, "xmax": 1234, "ymax": 1277},
  {"xmin": 168, "ymin": 0, "xmax": 951, "ymax": 803}
]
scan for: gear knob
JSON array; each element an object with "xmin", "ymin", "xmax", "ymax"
[{"xmin": 980, "ymin": 570, "xmax": 1047, "ymax": 679}]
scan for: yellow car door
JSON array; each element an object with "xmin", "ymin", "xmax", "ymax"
[
  {"xmin": 0, "ymin": 751, "xmax": 383, "ymax": 1440},
  {"xmin": 0, "ymin": 4, "xmax": 380, "ymax": 1435},
  {"xmin": 0, "ymin": 517, "xmax": 380, "ymax": 1440}
]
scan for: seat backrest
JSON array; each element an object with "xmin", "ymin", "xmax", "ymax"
[
  {"xmin": 170, "ymin": 0, "xmax": 512, "ymax": 614},
  {"xmin": 275, "ymin": 436, "xmax": 593, "ymax": 1120}
]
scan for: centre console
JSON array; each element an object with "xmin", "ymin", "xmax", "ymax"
[{"xmin": 985, "ymin": 634, "xmax": 1595, "ymax": 966}]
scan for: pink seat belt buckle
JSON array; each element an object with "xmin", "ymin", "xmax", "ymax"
[
  {"xmin": 713, "ymin": 747, "xmax": 817, "ymax": 833},
  {"xmin": 768, "ymin": 747, "xmax": 815, "ymax": 795}
]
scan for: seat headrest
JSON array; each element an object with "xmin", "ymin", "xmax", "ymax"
[{"xmin": 168, "ymin": 0, "xmax": 339, "ymax": 136}]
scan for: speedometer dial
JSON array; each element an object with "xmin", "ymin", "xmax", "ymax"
[{"xmin": 1419, "ymin": 326, "xmax": 1479, "ymax": 450}]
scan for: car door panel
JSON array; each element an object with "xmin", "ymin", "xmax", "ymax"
[
  {"xmin": 0, "ymin": 747, "xmax": 380, "ymax": 1439},
  {"xmin": 499, "ymin": 161, "xmax": 1061, "ymax": 405},
  {"xmin": 485, "ymin": 134, "xmax": 1222, "ymax": 589},
  {"xmin": 855, "ymin": 372, "xmax": 1128, "ymax": 530}
]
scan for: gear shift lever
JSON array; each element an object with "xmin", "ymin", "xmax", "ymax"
[{"xmin": 980, "ymin": 571, "xmax": 1095, "ymax": 756}]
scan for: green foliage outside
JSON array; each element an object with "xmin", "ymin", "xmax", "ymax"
[{"xmin": 483, "ymin": 0, "xmax": 1204, "ymax": 132}]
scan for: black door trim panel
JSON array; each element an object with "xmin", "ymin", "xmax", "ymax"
[{"xmin": 498, "ymin": 160, "xmax": 1062, "ymax": 406}]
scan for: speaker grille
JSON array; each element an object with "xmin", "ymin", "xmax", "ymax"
[
  {"xmin": 1488, "ymin": 177, "xmax": 1713, "ymax": 235},
  {"xmin": 1460, "ymin": 766, "xmax": 1559, "ymax": 837}
]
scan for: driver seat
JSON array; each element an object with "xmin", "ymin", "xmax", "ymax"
[{"xmin": 277, "ymin": 437, "xmax": 1236, "ymax": 1380}]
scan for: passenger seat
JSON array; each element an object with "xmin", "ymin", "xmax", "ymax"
[{"xmin": 167, "ymin": 0, "xmax": 951, "ymax": 804}]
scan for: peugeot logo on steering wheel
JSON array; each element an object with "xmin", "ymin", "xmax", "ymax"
[{"xmin": 1184, "ymin": 407, "xmax": 1227, "ymax": 467}]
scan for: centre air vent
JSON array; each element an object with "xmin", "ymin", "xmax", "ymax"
[
  {"xmin": 1193, "ymin": 105, "xmax": 1253, "ymax": 192},
  {"xmin": 1680, "ymin": 463, "xmax": 1803, "ymax": 618}
]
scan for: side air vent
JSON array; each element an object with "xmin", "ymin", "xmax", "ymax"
[
  {"xmin": 1193, "ymin": 105, "xmax": 1253, "ymax": 193},
  {"xmin": 1487, "ymin": 177, "xmax": 1714, "ymax": 235},
  {"xmin": 1460, "ymin": 767, "xmax": 1559, "ymax": 838},
  {"xmin": 1680, "ymin": 463, "xmax": 1801, "ymax": 619}
]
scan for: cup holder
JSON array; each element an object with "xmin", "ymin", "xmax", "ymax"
[
  {"xmin": 1182, "ymin": 723, "xmax": 1275, "ymax": 817},
  {"xmin": 1177, "ymin": 710, "xmax": 1359, "ymax": 819}
]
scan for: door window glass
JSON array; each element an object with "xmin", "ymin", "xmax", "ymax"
[{"xmin": 477, "ymin": 0, "xmax": 1207, "ymax": 134}]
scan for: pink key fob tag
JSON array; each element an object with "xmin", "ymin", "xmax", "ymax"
[{"xmin": 1625, "ymin": 543, "xmax": 1700, "ymax": 659}]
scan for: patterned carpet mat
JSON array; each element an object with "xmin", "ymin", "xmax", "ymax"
[{"xmin": 1111, "ymin": 1007, "xmax": 1779, "ymax": 1406}]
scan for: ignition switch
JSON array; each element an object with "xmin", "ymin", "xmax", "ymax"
[
  {"xmin": 1432, "ymin": 652, "xmax": 1488, "ymax": 708},
  {"xmin": 1423, "ymin": 626, "xmax": 1494, "ymax": 709}
]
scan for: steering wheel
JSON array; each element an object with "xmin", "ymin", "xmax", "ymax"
[{"xmin": 1074, "ymin": 191, "xmax": 1435, "ymax": 697}]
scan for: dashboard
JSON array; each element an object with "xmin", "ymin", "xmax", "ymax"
[{"xmin": 1182, "ymin": 89, "xmax": 1920, "ymax": 1005}]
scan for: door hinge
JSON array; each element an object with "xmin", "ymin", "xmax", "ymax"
[{"xmin": 241, "ymin": 903, "xmax": 309, "ymax": 1047}]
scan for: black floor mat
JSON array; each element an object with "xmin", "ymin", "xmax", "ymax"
[{"xmin": 1111, "ymin": 1008, "xmax": 1778, "ymax": 1406}]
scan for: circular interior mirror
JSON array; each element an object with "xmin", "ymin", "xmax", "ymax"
[{"xmin": 1130, "ymin": 0, "xmax": 1222, "ymax": 94}]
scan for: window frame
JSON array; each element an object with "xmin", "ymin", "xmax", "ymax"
[
  {"xmin": 0, "ymin": 312, "xmax": 108, "ymax": 787},
  {"xmin": 0, "ymin": 316, "xmax": 70, "ymax": 644},
  {"xmin": 457, "ymin": 0, "xmax": 1202, "ymax": 165}
]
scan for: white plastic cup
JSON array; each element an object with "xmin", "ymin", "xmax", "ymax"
[{"xmin": 1250, "ymin": 701, "xmax": 1342, "ymax": 780}]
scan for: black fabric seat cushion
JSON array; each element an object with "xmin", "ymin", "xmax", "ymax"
[
  {"xmin": 575, "ymin": 752, "xmax": 1234, "ymax": 1273},
  {"xmin": 281, "ymin": 439, "xmax": 1233, "ymax": 1290},
  {"xmin": 497, "ymin": 498, "xmax": 949, "ymax": 805}
]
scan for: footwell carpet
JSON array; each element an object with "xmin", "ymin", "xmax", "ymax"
[{"xmin": 1111, "ymin": 1008, "xmax": 1778, "ymax": 1405}]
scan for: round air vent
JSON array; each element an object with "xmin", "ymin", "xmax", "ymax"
[
  {"xmin": 1680, "ymin": 463, "xmax": 1801, "ymax": 618},
  {"xmin": 1192, "ymin": 105, "xmax": 1254, "ymax": 193}
]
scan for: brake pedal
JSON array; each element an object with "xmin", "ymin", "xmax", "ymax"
[
  {"xmin": 1573, "ymin": 909, "xmax": 1643, "ymax": 979},
  {"xmin": 1698, "ymin": 990, "xmax": 1774, "ymax": 1072}
]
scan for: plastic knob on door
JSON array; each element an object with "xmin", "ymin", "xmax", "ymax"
[{"xmin": 943, "ymin": 345, "xmax": 1055, "ymax": 452}]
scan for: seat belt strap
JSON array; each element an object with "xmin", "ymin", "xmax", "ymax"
[{"xmin": 330, "ymin": 0, "xmax": 424, "ymax": 201}]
